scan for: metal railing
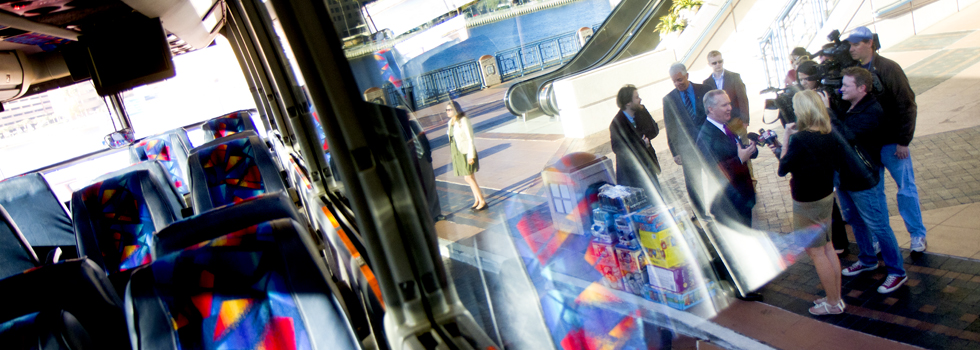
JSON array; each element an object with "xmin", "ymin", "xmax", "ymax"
[
  {"xmin": 495, "ymin": 31, "xmax": 582, "ymax": 81},
  {"xmin": 758, "ymin": 0, "xmax": 841, "ymax": 88},
  {"xmin": 380, "ymin": 22, "xmax": 599, "ymax": 110},
  {"xmin": 385, "ymin": 60, "xmax": 485, "ymax": 110}
]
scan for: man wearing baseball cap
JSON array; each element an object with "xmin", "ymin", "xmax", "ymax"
[{"xmin": 846, "ymin": 26, "xmax": 928, "ymax": 253}]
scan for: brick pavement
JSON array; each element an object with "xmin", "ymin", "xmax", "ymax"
[{"xmin": 563, "ymin": 122, "xmax": 980, "ymax": 233}]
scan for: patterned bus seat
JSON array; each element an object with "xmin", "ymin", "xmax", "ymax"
[
  {"xmin": 71, "ymin": 169, "xmax": 182, "ymax": 277},
  {"xmin": 131, "ymin": 128, "xmax": 192, "ymax": 195},
  {"xmin": 94, "ymin": 160, "xmax": 187, "ymax": 210},
  {"xmin": 202, "ymin": 110, "xmax": 258, "ymax": 142},
  {"xmin": 0, "ymin": 173, "xmax": 75, "ymax": 248},
  {"xmin": 187, "ymin": 131, "xmax": 286, "ymax": 214},
  {"xmin": 154, "ymin": 192, "xmax": 300, "ymax": 257},
  {"xmin": 0, "ymin": 258, "xmax": 129, "ymax": 350},
  {"xmin": 126, "ymin": 218, "xmax": 358, "ymax": 350}
]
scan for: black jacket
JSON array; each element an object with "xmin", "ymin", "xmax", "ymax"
[
  {"xmin": 610, "ymin": 106, "xmax": 661, "ymax": 189},
  {"xmin": 833, "ymin": 94, "xmax": 884, "ymax": 190},
  {"xmin": 663, "ymin": 83, "xmax": 711, "ymax": 158},
  {"xmin": 696, "ymin": 120, "xmax": 758, "ymax": 210},
  {"xmin": 703, "ymin": 70, "xmax": 750, "ymax": 124},
  {"xmin": 867, "ymin": 53, "xmax": 917, "ymax": 146}
]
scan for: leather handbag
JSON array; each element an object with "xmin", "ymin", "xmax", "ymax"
[{"xmin": 832, "ymin": 128, "xmax": 879, "ymax": 191}]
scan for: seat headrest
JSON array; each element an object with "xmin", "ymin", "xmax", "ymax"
[
  {"xmin": 203, "ymin": 110, "xmax": 258, "ymax": 141},
  {"xmin": 72, "ymin": 169, "xmax": 180, "ymax": 275},
  {"xmin": 128, "ymin": 218, "xmax": 358, "ymax": 350},
  {"xmin": 0, "ymin": 173, "xmax": 74, "ymax": 247}
]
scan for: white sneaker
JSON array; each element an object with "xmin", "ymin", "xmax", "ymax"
[{"xmin": 911, "ymin": 237, "xmax": 927, "ymax": 252}]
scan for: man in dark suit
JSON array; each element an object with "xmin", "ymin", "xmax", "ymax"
[
  {"xmin": 610, "ymin": 85, "xmax": 661, "ymax": 195},
  {"xmin": 702, "ymin": 51, "xmax": 750, "ymax": 136},
  {"xmin": 663, "ymin": 63, "xmax": 711, "ymax": 216},
  {"xmin": 696, "ymin": 90, "xmax": 758, "ymax": 227},
  {"xmin": 703, "ymin": 51, "xmax": 754, "ymax": 181}
]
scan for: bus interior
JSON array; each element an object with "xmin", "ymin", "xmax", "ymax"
[{"xmin": 0, "ymin": 0, "xmax": 820, "ymax": 349}]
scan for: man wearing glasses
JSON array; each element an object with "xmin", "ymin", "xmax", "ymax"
[{"xmin": 703, "ymin": 50, "xmax": 752, "ymax": 181}]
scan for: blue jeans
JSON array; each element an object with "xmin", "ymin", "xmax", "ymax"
[
  {"xmin": 881, "ymin": 144, "xmax": 927, "ymax": 239},
  {"xmin": 836, "ymin": 177, "xmax": 906, "ymax": 276}
]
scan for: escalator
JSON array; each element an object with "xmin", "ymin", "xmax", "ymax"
[{"xmin": 505, "ymin": 0, "xmax": 674, "ymax": 117}]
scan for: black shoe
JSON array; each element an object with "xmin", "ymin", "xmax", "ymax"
[
  {"xmin": 472, "ymin": 203, "xmax": 488, "ymax": 211},
  {"xmin": 736, "ymin": 292, "xmax": 764, "ymax": 302}
]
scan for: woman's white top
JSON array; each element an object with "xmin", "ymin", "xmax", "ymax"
[{"xmin": 448, "ymin": 116, "xmax": 476, "ymax": 160}]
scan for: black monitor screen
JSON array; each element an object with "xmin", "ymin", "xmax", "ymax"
[{"xmin": 81, "ymin": 16, "xmax": 175, "ymax": 96}]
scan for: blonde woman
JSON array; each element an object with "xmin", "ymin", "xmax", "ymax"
[
  {"xmin": 774, "ymin": 90, "xmax": 845, "ymax": 315},
  {"xmin": 447, "ymin": 101, "xmax": 486, "ymax": 210}
]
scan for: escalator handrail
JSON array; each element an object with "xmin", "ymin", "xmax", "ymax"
[{"xmin": 504, "ymin": 0, "xmax": 670, "ymax": 116}]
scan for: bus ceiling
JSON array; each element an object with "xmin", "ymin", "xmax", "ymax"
[{"xmin": 0, "ymin": 0, "xmax": 227, "ymax": 101}]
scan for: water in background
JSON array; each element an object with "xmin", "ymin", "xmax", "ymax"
[{"xmin": 348, "ymin": 0, "xmax": 614, "ymax": 93}]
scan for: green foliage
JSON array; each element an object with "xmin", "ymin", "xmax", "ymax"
[
  {"xmin": 670, "ymin": 0, "xmax": 703, "ymax": 12},
  {"xmin": 656, "ymin": 0, "xmax": 702, "ymax": 35},
  {"xmin": 655, "ymin": 12, "xmax": 686, "ymax": 35}
]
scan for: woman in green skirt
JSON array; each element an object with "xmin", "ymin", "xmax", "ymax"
[{"xmin": 447, "ymin": 100, "xmax": 486, "ymax": 210}]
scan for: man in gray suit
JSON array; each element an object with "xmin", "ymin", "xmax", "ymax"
[{"xmin": 663, "ymin": 63, "xmax": 710, "ymax": 217}]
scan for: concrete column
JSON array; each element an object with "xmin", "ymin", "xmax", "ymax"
[
  {"xmin": 479, "ymin": 55, "xmax": 501, "ymax": 87},
  {"xmin": 577, "ymin": 27, "xmax": 594, "ymax": 47},
  {"xmin": 363, "ymin": 87, "xmax": 386, "ymax": 104}
]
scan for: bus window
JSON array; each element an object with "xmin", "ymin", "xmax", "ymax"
[
  {"xmin": 0, "ymin": 82, "xmax": 114, "ymax": 180},
  {"xmin": 124, "ymin": 35, "xmax": 259, "ymax": 146}
]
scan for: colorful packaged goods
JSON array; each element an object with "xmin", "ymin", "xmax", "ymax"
[
  {"xmin": 645, "ymin": 282, "xmax": 715, "ymax": 310},
  {"xmin": 592, "ymin": 207, "xmax": 615, "ymax": 228},
  {"xmin": 615, "ymin": 247, "xmax": 644, "ymax": 275},
  {"xmin": 631, "ymin": 207, "xmax": 680, "ymax": 233},
  {"xmin": 597, "ymin": 264, "xmax": 625, "ymax": 290},
  {"xmin": 590, "ymin": 223, "xmax": 614, "ymax": 244},
  {"xmin": 622, "ymin": 272, "xmax": 646, "ymax": 295},
  {"xmin": 589, "ymin": 241, "xmax": 623, "ymax": 290},
  {"xmin": 645, "ymin": 263, "xmax": 698, "ymax": 293},
  {"xmin": 597, "ymin": 184, "xmax": 648, "ymax": 214},
  {"xmin": 637, "ymin": 225, "xmax": 689, "ymax": 268},
  {"xmin": 614, "ymin": 214, "xmax": 640, "ymax": 250}
]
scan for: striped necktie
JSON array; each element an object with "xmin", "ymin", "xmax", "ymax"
[{"xmin": 684, "ymin": 91, "xmax": 695, "ymax": 118}]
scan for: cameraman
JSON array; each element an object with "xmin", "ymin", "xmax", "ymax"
[{"xmin": 846, "ymin": 26, "xmax": 927, "ymax": 252}]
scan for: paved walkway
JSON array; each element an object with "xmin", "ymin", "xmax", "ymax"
[{"xmin": 424, "ymin": 1, "xmax": 980, "ymax": 348}]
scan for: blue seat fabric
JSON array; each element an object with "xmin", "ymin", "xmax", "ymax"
[
  {"xmin": 187, "ymin": 132, "xmax": 285, "ymax": 214},
  {"xmin": 127, "ymin": 218, "xmax": 358, "ymax": 350},
  {"xmin": 0, "ymin": 258, "xmax": 128, "ymax": 350},
  {"xmin": 0, "ymin": 204, "xmax": 40, "ymax": 280},
  {"xmin": 154, "ymin": 191, "xmax": 299, "ymax": 257},
  {"xmin": 94, "ymin": 160, "xmax": 187, "ymax": 209},
  {"xmin": 0, "ymin": 173, "xmax": 74, "ymax": 247},
  {"xmin": 201, "ymin": 110, "xmax": 258, "ymax": 142},
  {"xmin": 71, "ymin": 169, "xmax": 180, "ymax": 275},
  {"xmin": 130, "ymin": 129, "xmax": 192, "ymax": 195}
]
